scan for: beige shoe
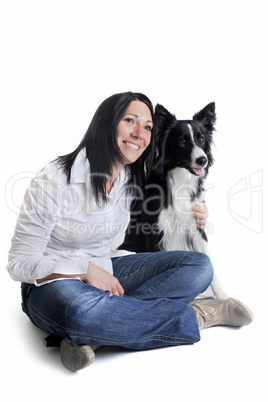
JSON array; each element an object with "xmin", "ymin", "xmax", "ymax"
[
  {"xmin": 189, "ymin": 298, "xmax": 254, "ymax": 331},
  {"xmin": 61, "ymin": 339, "xmax": 96, "ymax": 372}
]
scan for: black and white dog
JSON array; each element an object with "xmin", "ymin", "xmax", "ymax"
[{"xmin": 120, "ymin": 102, "xmax": 228, "ymax": 300}]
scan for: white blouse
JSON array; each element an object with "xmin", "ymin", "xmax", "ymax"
[{"xmin": 7, "ymin": 149, "xmax": 133, "ymax": 286}]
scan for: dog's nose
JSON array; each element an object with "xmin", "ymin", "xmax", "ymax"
[{"xmin": 196, "ymin": 156, "xmax": 207, "ymax": 167}]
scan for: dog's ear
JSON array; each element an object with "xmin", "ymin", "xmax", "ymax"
[
  {"xmin": 154, "ymin": 104, "xmax": 176, "ymax": 129},
  {"xmin": 193, "ymin": 102, "xmax": 216, "ymax": 131},
  {"xmin": 154, "ymin": 104, "xmax": 176, "ymax": 143}
]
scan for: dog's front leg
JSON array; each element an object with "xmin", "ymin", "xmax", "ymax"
[
  {"xmin": 210, "ymin": 273, "xmax": 229, "ymax": 300},
  {"xmin": 193, "ymin": 231, "xmax": 228, "ymax": 300}
]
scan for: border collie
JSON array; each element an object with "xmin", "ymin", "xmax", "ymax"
[{"xmin": 120, "ymin": 102, "xmax": 228, "ymax": 300}]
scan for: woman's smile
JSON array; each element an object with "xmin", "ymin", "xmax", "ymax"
[{"xmin": 122, "ymin": 140, "xmax": 140, "ymax": 150}]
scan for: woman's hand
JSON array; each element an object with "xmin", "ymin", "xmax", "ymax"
[
  {"xmin": 80, "ymin": 262, "xmax": 125, "ymax": 297},
  {"xmin": 194, "ymin": 194, "xmax": 209, "ymax": 230}
]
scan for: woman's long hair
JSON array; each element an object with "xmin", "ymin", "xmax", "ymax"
[{"xmin": 57, "ymin": 91, "xmax": 155, "ymax": 204}]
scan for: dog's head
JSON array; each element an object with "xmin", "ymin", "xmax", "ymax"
[{"xmin": 153, "ymin": 102, "xmax": 216, "ymax": 178}]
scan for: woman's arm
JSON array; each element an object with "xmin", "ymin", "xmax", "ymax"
[
  {"xmin": 7, "ymin": 166, "xmax": 88, "ymax": 284},
  {"xmin": 37, "ymin": 262, "xmax": 125, "ymax": 297}
]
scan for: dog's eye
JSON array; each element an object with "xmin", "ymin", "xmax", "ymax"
[
  {"xmin": 179, "ymin": 138, "xmax": 187, "ymax": 145},
  {"xmin": 199, "ymin": 135, "xmax": 205, "ymax": 143}
]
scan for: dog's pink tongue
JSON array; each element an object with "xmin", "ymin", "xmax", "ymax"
[{"xmin": 194, "ymin": 168, "xmax": 203, "ymax": 176}]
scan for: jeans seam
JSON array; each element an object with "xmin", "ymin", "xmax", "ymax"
[
  {"xmin": 27, "ymin": 301, "xmax": 196, "ymax": 345},
  {"xmin": 143, "ymin": 267, "xmax": 177, "ymax": 295},
  {"xmin": 116, "ymin": 251, "xmax": 195, "ymax": 289}
]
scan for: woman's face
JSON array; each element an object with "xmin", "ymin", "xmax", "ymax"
[{"xmin": 117, "ymin": 101, "xmax": 153, "ymax": 166}]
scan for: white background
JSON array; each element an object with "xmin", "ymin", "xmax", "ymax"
[{"xmin": 1, "ymin": 0, "xmax": 266, "ymax": 401}]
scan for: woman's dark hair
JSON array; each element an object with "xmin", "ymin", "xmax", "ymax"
[{"xmin": 57, "ymin": 91, "xmax": 155, "ymax": 204}]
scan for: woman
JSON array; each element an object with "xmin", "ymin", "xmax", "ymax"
[{"xmin": 7, "ymin": 92, "xmax": 253, "ymax": 372}]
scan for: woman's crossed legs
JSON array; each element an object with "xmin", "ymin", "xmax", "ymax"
[{"xmin": 22, "ymin": 251, "xmax": 213, "ymax": 350}]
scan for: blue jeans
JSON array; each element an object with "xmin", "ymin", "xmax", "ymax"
[{"xmin": 21, "ymin": 251, "xmax": 213, "ymax": 350}]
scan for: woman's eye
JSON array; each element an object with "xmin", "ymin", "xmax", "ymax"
[
  {"xmin": 145, "ymin": 125, "xmax": 152, "ymax": 132},
  {"xmin": 124, "ymin": 118, "xmax": 134, "ymax": 124}
]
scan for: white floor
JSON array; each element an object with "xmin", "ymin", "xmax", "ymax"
[{"xmin": 1, "ymin": 1, "xmax": 267, "ymax": 400}]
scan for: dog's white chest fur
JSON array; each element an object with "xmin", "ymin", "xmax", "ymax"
[
  {"xmin": 157, "ymin": 167, "xmax": 228, "ymax": 300},
  {"xmin": 158, "ymin": 167, "xmax": 205, "ymax": 253}
]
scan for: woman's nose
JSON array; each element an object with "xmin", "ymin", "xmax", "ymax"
[{"xmin": 132, "ymin": 123, "xmax": 143, "ymax": 139}]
